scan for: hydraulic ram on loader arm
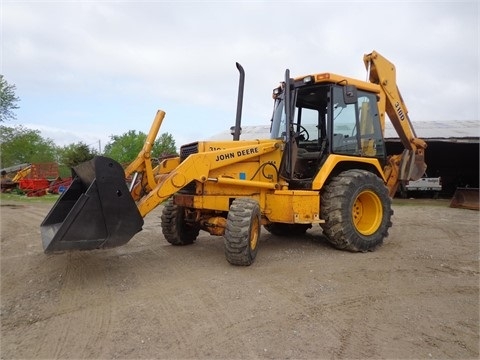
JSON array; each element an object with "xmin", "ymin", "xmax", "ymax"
[{"xmin": 41, "ymin": 110, "xmax": 281, "ymax": 253}]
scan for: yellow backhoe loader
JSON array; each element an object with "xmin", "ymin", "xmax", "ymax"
[{"xmin": 41, "ymin": 51, "xmax": 427, "ymax": 265}]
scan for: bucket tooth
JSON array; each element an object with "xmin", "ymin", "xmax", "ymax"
[{"xmin": 40, "ymin": 156, "xmax": 144, "ymax": 253}]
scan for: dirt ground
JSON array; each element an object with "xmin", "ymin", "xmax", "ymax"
[{"xmin": 1, "ymin": 198, "xmax": 479, "ymax": 359}]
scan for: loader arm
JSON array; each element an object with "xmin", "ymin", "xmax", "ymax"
[
  {"xmin": 364, "ymin": 51, "xmax": 427, "ymax": 196},
  {"xmin": 133, "ymin": 140, "xmax": 281, "ymax": 217}
]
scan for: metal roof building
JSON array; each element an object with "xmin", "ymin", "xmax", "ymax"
[{"xmin": 385, "ymin": 120, "xmax": 479, "ymax": 142}]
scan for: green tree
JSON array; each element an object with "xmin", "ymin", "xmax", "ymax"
[
  {"xmin": 0, "ymin": 75, "xmax": 20, "ymax": 122},
  {"xmin": 155, "ymin": 133, "xmax": 178, "ymax": 158},
  {"xmin": 0, "ymin": 125, "xmax": 56, "ymax": 167},
  {"xmin": 58, "ymin": 142, "xmax": 97, "ymax": 168},
  {"xmin": 103, "ymin": 130, "xmax": 177, "ymax": 165}
]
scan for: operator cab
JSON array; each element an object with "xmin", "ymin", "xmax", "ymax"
[{"xmin": 270, "ymin": 73, "xmax": 386, "ymax": 188}]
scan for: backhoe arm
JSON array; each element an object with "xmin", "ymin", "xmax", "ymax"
[{"xmin": 364, "ymin": 51, "xmax": 427, "ymax": 195}]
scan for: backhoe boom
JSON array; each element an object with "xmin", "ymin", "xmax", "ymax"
[
  {"xmin": 364, "ymin": 51, "xmax": 427, "ymax": 194},
  {"xmin": 133, "ymin": 137, "xmax": 281, "ymax": 217}
]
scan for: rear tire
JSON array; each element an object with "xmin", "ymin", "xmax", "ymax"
[
  {"xmin": 224, "ymin": 198, "xmax": 261, "ymax": 266},
  {"xmin": 161, "ymin": 198, "xmax": 200, "ymax": 245},
  {"xmin": 320, "ymin": 169, "xmax": 392, "ymax": 252}
]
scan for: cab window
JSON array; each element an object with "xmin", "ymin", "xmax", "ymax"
[{"xmin": 332, "ymin": 86, "xmax": 384, "ymax": 159}]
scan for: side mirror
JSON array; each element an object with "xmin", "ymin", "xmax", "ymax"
[{"xmin": 343, "ymin": 85, "xmax": 358, "ymax": 104}]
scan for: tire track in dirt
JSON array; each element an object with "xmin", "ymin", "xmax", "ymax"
[
  {"xmin": 263, "ymin": 270, "xmax": 382, "ymax": 358},
  {"xmin": 234, "ymin": 237, "xmax": 388, "ymax": 358},
  {"xmin": 104, "ymin": 234, "xmax": 262, "ymax": 358},
  {"xmin": 121, "ymin": 210, "xmax": 337, "ymax": 358},
  {"xmin": 31, "ymin": 252, "xmax": 114, "ymax": 359}
]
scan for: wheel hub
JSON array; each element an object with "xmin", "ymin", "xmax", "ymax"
[{"xmin": 352, "ymin": 190, "xmax": 383, "ymax": 235}]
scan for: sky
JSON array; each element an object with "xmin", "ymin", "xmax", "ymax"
[{"xmin": 1, "ymin": 0, "xmax": 479, "ymax": 152}]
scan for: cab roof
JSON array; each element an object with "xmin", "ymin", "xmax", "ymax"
[{"xmin": 294, "ymin": 72, "xmax": 381, "ymax": 93}]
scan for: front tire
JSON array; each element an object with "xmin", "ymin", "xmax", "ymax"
[
  {"xmin": 320, "ymin": 169, "xmax": 393, "ymax": 252},
  {"xmin": 224, "ymin": 198, "xmax": 261, "ymax": 266},
  {"xmin": 161, "ymin": 198, "xmax": 200, "ymax": 245}
]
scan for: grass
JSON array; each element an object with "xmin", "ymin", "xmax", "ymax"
[
  {"xmin": 0, "ymin": 193, "xmax": 60, "ymax": 204},
  {"xmin": 392, "ymin": 197, "xmax": 451, "ymax": 207}
]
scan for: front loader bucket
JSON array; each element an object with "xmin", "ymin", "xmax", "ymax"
[
  {"xmin": 41, "ymin": 156, "xmax": 144, "ymax": 253},
  {"xmin": 449, "ymin": 187, "xmax": 479, "ymax": 211}
]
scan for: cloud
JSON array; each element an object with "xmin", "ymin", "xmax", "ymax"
[
  {"xmin": 2, "ymin": 1, "xmax": 478, "ymax": 149},
  {"xmin": 23, "ymin": 122, "xmax": 105, "ymax": 149}
]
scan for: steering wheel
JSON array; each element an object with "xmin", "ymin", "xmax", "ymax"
[{"xmin": 292, "ymin": 123, "xmax": 309, "ymax": 141}]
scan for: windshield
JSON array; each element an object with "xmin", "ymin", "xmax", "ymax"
[
  {"xmin": 270, "ymin": 98, "xmax": 286, "ymax": 139},
  {"xmin": 270, "ymin": 85, "xmax": 329, "ymax": 141}
]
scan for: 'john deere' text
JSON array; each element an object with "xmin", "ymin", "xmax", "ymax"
[{"xmin": 215, "ymin": 147, "xmax": 259, "ymax": 161}]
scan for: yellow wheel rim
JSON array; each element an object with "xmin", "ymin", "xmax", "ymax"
[
  {"xmin": 352, "ymin": 190, "xmax": 383, "ymax": 236},
  {"xmin": 250, "ymin": 216, "xmax": 259, "ymax": 250}
]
